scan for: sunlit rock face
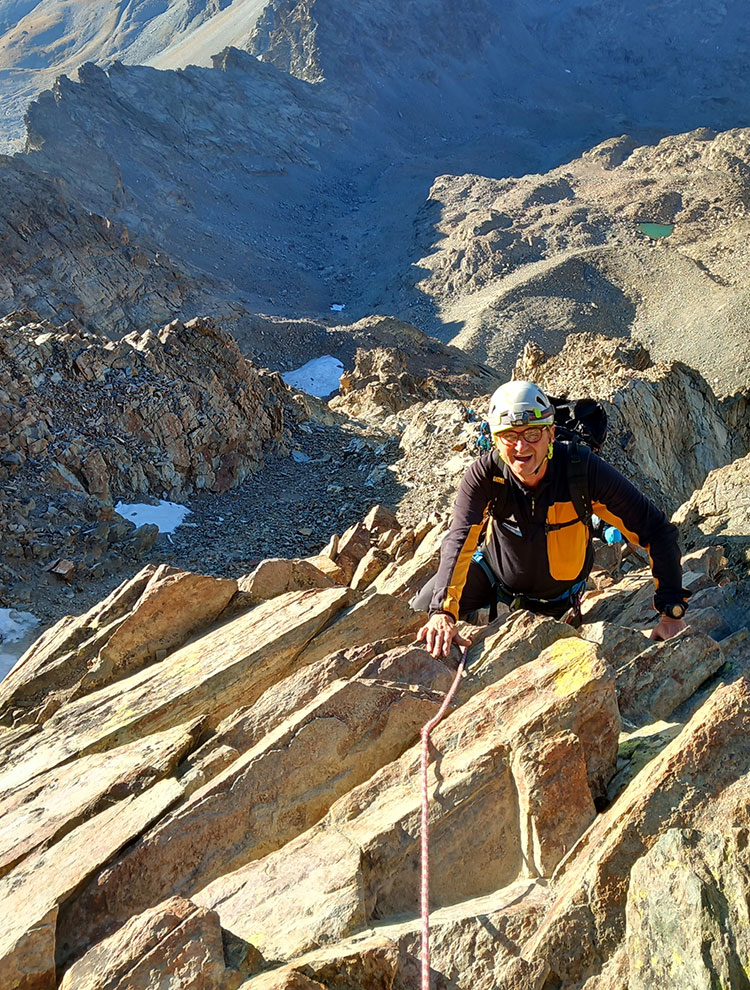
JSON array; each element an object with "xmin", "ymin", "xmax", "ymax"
[{"xmin": 0, "ymin": 525, "xmax": 747, "ymax": 988}]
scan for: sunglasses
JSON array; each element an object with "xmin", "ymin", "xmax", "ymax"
[{"xmin": 495, "ymin": 426, "xmax": 548, "ymax": 445}]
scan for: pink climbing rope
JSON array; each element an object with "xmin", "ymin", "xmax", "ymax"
[{"xmin": 420, "ymin": 647, "xmax": 468, "ymax": 990}]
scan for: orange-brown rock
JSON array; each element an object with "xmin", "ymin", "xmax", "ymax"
[
  {"xmin": 0, "ymin": 587, "xmax": 354, "ymax": 793},
  {"xmin": 519, "ymin": 671, "xmax": 750, "ymax": 986},
  {"xmin": 0, "ymin": 776, "xmax": 187, "ymax": 990},
  {"xmin": 58, "ymin": 897, "xmax": 251, "ymax": 990},
  {"xmin": 350, "ymin": 546, "xmax": 391, "ymax": 590},
  {"xmin": 194, "ymin": 637, "xmax": 618, "ymax": 962},
  {"xmin": 333, "ymin": 521, "xmax": 373, "ymax": 582},
  {"xmin": 0, "ymin": 565, "xmax": 237, "ymax": 727},
  {"xmin": 56, "ymin": 647, "xmax": 454, "ymax": 963},
  {"xmin": 236, "ymin": 557, "xmax": 337, "ymax": 603}
]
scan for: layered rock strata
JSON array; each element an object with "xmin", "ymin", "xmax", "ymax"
[{"xmin": 0, "ymin": 485, "xmax": 747, "ymax": 989}]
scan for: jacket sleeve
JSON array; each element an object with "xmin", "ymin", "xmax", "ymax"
[
  {"xmin": 429, "ymin": 456, "xmax": 494, "ymax": 620},
  {"xmin": 588, "ymin": 454, "xmax": 689, "ymax": 612}
]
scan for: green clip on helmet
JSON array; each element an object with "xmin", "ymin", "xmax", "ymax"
[{"xmin": 487, "ymin": 381, "xmax": 554, "ymax": 436}]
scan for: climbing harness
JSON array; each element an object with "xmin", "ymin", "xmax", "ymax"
[
  {"xmin": 472, "ymin": 547, "xmax": 587, "ymax": 622},
  {"xmin": 420, "ymin": 646, "xmax": 468, "ymax": 990}
]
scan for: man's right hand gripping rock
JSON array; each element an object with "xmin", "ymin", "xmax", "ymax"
[{"xmin": 417, "ymin": 612, "xmax": 472, "ymax": 659}]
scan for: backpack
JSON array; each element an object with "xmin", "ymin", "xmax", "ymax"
[
  {"xmin": 549, "ymin": 396, "xmax": 607, "ymax": 451},
  {"xmin": 488, "ymin": 395, "xmax": 608, "ymax": 532}
]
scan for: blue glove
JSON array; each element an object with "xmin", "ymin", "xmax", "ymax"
[{"xmin": 603, "ymin": 525, "xmax": 623, "ymax": 545}]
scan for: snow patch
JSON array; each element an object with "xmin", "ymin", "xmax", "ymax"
[
  {"xmin": 282, "ymin": 356, "xmax": 344, "ymax": 398},
  {"xmin": 0, "ymin": 608, "xmax": 40, "ymax": 682},
  {"xmin": 114, "ymin": 500, "xmax": 192, "ymax": 534}
]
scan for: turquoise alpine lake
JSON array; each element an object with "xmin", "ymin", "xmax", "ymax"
[{"xmin": 637, "ymin": 222, "xmax": 674, "ymax": 238}]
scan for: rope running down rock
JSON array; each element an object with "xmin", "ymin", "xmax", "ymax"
[{"xmin": 420, "ymin": 646, "xmax": 468, "ymax": 990}]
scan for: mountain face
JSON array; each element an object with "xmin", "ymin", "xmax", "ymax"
[
  {"xmin": 408, "ymin": 128, "xmax": 750, "ymax": 391},
  {"xmin": 0, "ymin": 0, "xmax": 269, "ymax": 148},
  {"xmin": 6, "ymin": 0, "xmax": 749, "ymax": 383}
]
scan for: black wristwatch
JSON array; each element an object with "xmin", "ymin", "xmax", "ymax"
[{"xmin": 661, "ymin": 603, "xmax": 687, "ymax": 620}]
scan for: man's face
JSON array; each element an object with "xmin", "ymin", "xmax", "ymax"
[{"xmin": 495, "ymin": 425, "xmax": 553, "ymax": 486}]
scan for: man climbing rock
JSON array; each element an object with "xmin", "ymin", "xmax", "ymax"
[{"xmin": 414, "ymin": 381, "xmax": 689, "ymax": 658}]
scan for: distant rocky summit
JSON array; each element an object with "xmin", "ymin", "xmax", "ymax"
[{"xmin": 0, "ymin": 0, "xmax": 267, "ymax": 148}]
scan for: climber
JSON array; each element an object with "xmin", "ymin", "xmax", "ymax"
[
  {"xmin": 475, "ymin": 420, "xmax": 492, "ymax": 454},
  {"xmin": 413, "ymin": 380, "xmax": 689, "ymax": 658}
]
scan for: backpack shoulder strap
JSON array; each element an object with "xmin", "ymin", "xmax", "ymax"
[
  {"xmin": 566, "ymin": 442, "xmax": 593, "ymax": 528},
  {"xmin": 488, "ymin": 449, "xmax": 512, "ymax": 520}
]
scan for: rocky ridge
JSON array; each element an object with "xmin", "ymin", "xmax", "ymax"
[
  {"xmin": 5, "ymin": 2, "xmax": 750, "ymax": 376},
  {"xmin": 0, "ymin": 0, "xmax": 268, "ymax": 149},
  {"xmin": 0, "ymin": 308, "xmax": 502, "ymax": 625},
  {"xmin": 410, "ymin": 128, "xmax": 750, "ymax": 394},
  {"xmin": 0, "ymin": 310, "xmax": 288, "ymax": 615},
  {"xmin": 0, "ymin": 470, "xmax": 748, "ymax": 988},
  {"xmin": 0, "ymin": 311, "xmax": 287, "ymax": 499},
  {"xmin": 390, "ymin": 332, "xmax": 749, "ymax": 527},
  {"xmin": 0, "ymin": 154, "xmax": 199, "ymax": 335}
]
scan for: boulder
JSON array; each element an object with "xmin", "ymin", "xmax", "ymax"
[
  {"xmin": 194, "ymin": 636, "xmax": 618, "ymax": 962},
  {"xmin": 674, "ymin": 451, "xmax": 750, "ymax": 572},
  {"xmin": 235, "ymin": 558, "xmax": 336, "ymax": 603},
  {"xmin": 350, "ymin": 546, "xmax": 391, "ymax": 590},
  {"xmin": 302, "ymin": 553, "xmax": 348, "ymax": 585},
  {"xmin": 58, "ymin": 896, "xmax": 251, "ymax": 990},
  {"xmin": 0, "ymin": 565, "xmax": 237, "ymax": 726},
  {"xmin": 0, "ymin": 587, "xmax": 355, "ymax": 794},
  {"xmin": 519, "ymin": 670, "xmax": 750, "ymax": 986},
  {"xmin": 362, "ymin": 504, "xmax": 400, "ymax": 535},
  {"xmin": 613, "ymin": 629, "xmax": 726, "ymax": 725},
  {"xmin": 57, "ymin": 647, "xmax": 454, "ymax": 962},
  {"xmin": 334, "ymin": 522, "xmax": 373, "ymax": 582},
  {"xmin": 627, "ymin": 828, "xmax": 750, "ymax": 990}
]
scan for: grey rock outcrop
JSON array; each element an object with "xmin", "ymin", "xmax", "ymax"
[
  {"xmin": 513, "ymin": 333, "xmax": 744, "ymax": 511},
  {"xmin": 0, "ymin": 158, "xmax": 193, "ymax": 334},
  {"xmin": 0, "ymin": 311, "xmax": 285, "ymax": 498},
  {"xmin": 673, "ymin": 451, "xmax": 750, "ymax": 573},
  {"xmin": 391, "ymin": 334, "xmax": 743, "ymax": 526},
  {"xmin": 627, "ymin": 828, "xmax": 750, "ymax": 990},
  {"xmin": 425, "ymin": 128, "xmax": 750, "ymax": 394},
  {"xmin": 0, "ymin": 310, "xmax": 287, "ymax": 606}
]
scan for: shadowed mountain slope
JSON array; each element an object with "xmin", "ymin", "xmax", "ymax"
[
  {"xmin": 407, "ymin": 128, "xmax": 750, "ymax": 392},
  {"xmin": 0, "ymin": 0, "xmax": 267, "ymax": 148},
  {"xmin": 2, "ymin": 0, "xmax": 747, "ymax": 370}
]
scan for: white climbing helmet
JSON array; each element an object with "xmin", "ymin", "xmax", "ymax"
[{"xmin": 487, "ymin": 381, "xmax": 554, "ymax": 435}]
